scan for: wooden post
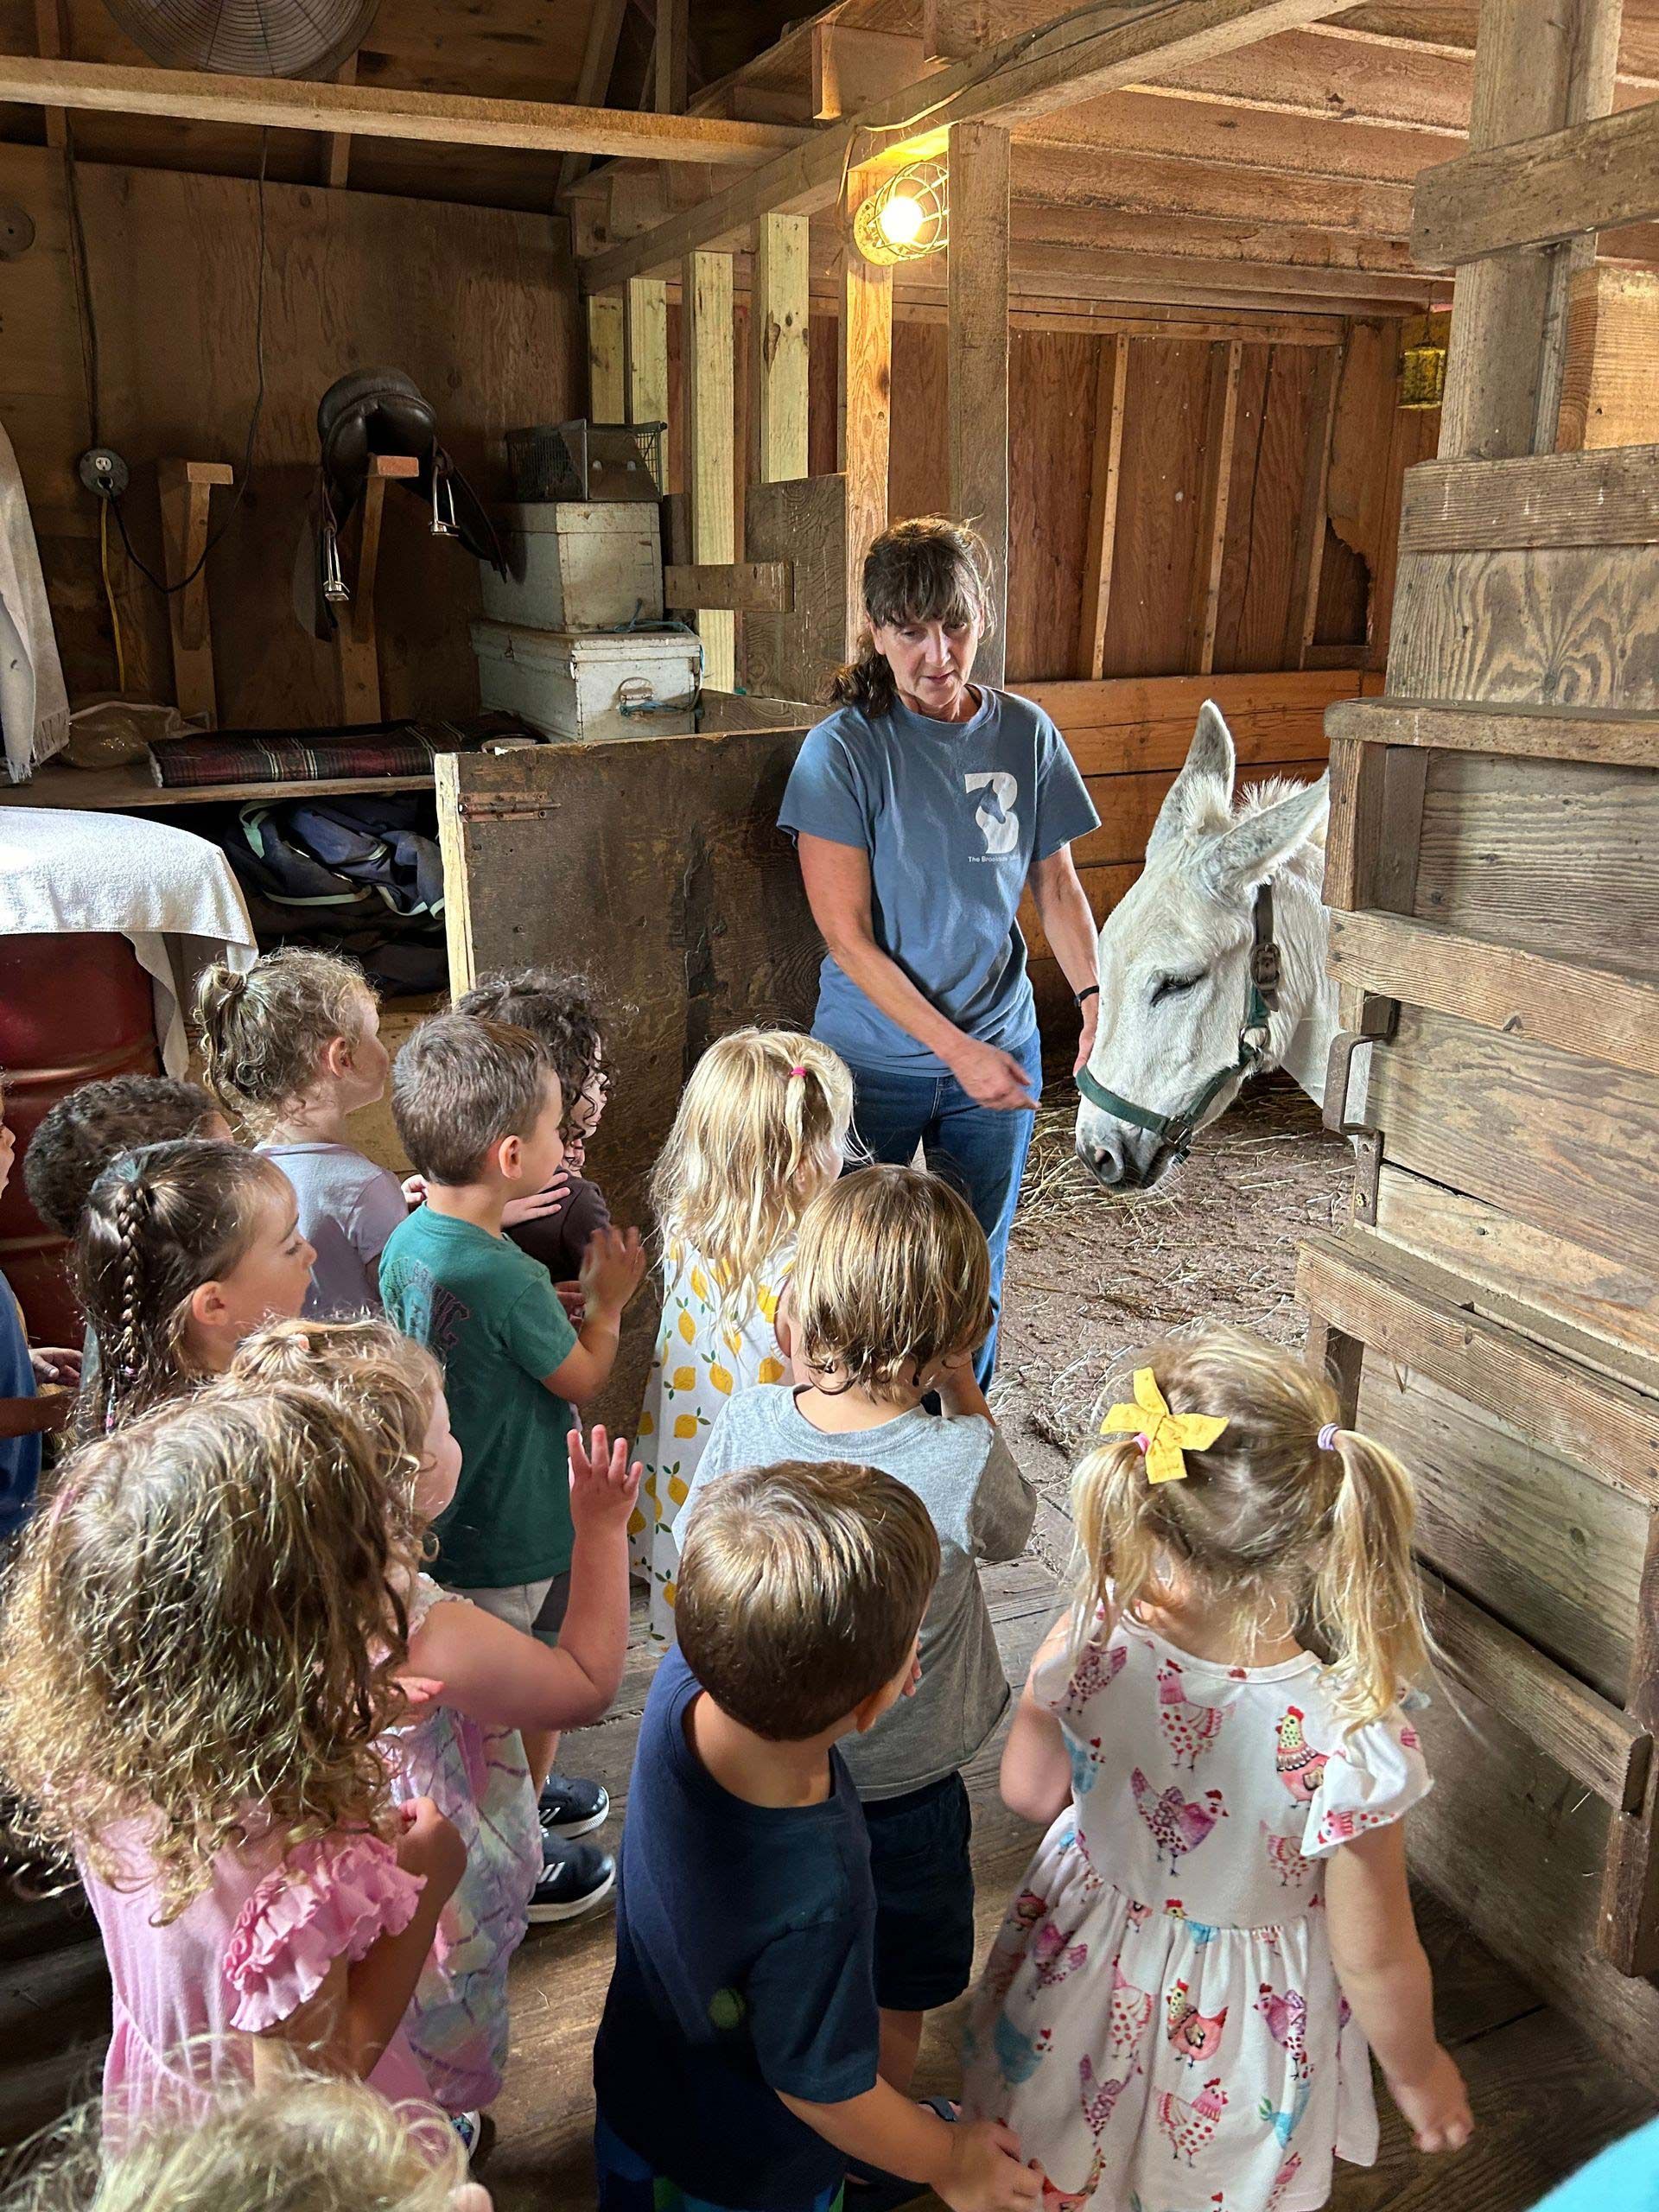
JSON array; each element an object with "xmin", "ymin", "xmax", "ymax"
[
  {"xmin": 33, "ymin": 0, "xmax": 66, "ymax": 149},
  {"xmin": 1436, "ymin": 0, "xmax": 1623, "ymax": 460},
  {"xmin": 156, "ymin": 459, "xmax": 232, "ymax": 726},
  {"xmin": 1077, "ymin": 335, "xmax": 1128, "ymax": 679},
  {"xmin": 948, "ymin": 121, "xmax": 1010, "ymax": 688},
  {"xmin": 626, "ymin": 276, "xmax": 671, "ymax": 488},
  {"xmin": 654, "ymin": 0, "xmax": 689, "ymax": 115},
  {"xmin": 335, "ymin": 454, "xmax": 419, "ymax": 724},
  {"xmin": 1557, "ymin": 267, "xmax": 1659, "ymax": 450},
  {"xmin": 840, "ymin": 168, "xmax": 892, "ymax": 662},
  {"xmin": 1189, "ymin": 337, "xmax": 1243, "ymax": 675},
  {"xmin": 558, "ymin": 0, "xmax": 628, "ymax": 198},
  {"xmin": 587, "ymin": 292, "xmax": 626, "ymax": 421},
  {"xmin": 321, "ymin": 54, "xmax": 354, "ymax": 188},
  {"xmin": 683, "ymin": 249, "xmax": 736, "ymax": 690},
  {"xmin": 750, "ymin": 212, "xmax": 810, "ymax": 489}
]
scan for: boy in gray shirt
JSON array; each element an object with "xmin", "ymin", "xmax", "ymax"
[{"xmin": 681, "ymin": 1165, "xmax": 1036, "ymax": 2094}]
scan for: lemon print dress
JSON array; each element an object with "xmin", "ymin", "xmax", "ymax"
[{"xmin": 632, "ymin": 1236, "xmax": 794, "ymax": 1642}]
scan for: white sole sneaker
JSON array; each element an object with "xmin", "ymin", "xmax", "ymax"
[{"xmin": 527, "ymin": 1857, "xmax": 617, "ymax": 1924}]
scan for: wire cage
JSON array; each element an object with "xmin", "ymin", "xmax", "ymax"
[
  {"xmin": 851, "ymin": 160, "xmax": 950, "ymax": 265},
  {"xmin": 506, "ymin": 421, "xmax": 664, "ymax": 504}
]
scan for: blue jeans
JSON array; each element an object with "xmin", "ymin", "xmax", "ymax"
[{"xmin": 842, "ymin": 1031, "xmax": 1040, "ymax": 1388}]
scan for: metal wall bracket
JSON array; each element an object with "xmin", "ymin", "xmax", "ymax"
[{"xmin": 1322, "ymin": 994, "xmax": 1400, "ymax": 1135}]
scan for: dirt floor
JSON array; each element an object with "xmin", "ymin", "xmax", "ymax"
[{"xmin": 991, "ymin": 1071, "xmax": 1352, "ymax": 1556}]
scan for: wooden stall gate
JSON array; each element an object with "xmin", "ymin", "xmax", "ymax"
[{"xmin": 1300, "ymin": 0, "xmax": 1659, "ymax": 2094}]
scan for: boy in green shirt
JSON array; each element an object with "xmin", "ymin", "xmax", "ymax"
[{"xmin": 381, "ymin": 1011, "xmax": 645, "ymax": 1921}]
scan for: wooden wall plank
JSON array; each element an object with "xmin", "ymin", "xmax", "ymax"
[
  {"xmin": 948, "ymin": 119, "xmax": 1011, "ymax": 687},
  {"xmin": 1414, "ymin": 98, "xmax": 1659, "ymax": 266},
  {"xmin": 1283, "ymin": 340, "xmax": 1343, "ymax": 665},
  {"xmin": 1400, "ymin": 445, "xmax": 1659, "ymax": 552},
  {"xmin": 683, "ymin": 249, "xmax": 737, "ymax": 690},
  {"xmin": 840, "ymin": 168, "xmax": 892, "ymax": 662},
  {"xmin": 1388, "ymin": 546, "xmax": 1659, "ymax": 709},
  {"xmin": 1211, "ymin": 343, "xmax": 1320, "ymax": 675},
  {"xmin": 1557, "ymin": 266, "xmax": 1659, "ymax": 451},
  {"xmin": 1076, "ymin": 335, "xmax": 1128, "ymax": 679},
  {"xmin": 587, "ymin": 290, "xmax": 626, "ymax": 419},
  {"xmin": 749, "ymin": 211, "xmax": 810, "ymax": 487},
  {"xmin": 1325, "ymin": 697, "xmax": 1659, "ymax": 767},
  {"xmin": 1098, "ymin": 337, "xmax": 1211, "ymax": 677},
  {"xmin": 1006, "ymin": 328, "xmax": 1097, "ymax": 683},
  {"xmin": 741, "ymin": 472, "xmax": 844, "ymax": 702},
  {"xmin": 1189, "ymin": 337, "xmax": 1243, "ymax": 673},
  {"xmin": 626, "ymin": 276, "xmax": 671, "ymax": 488}
]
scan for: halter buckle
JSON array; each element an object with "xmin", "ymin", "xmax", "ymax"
[{"xmin": 1249, "ymin": 938, "xmax": 1281, "ymax": 996}]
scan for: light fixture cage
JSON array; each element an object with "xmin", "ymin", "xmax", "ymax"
[{"xmin": 852, "ymin": 159, "xmax": 950, "ymax": 266}]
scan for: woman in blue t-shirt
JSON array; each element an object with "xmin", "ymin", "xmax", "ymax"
[{"xmin": 779, "ymin": 517, "xmax": 1102, "ymax": 1383}]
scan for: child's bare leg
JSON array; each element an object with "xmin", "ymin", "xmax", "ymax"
[
  {"xmin": 523, "ymin": 1729, "xmax": 558, "ymax": 1795},
  {"xmin": 877, "ymin": 2007, "xmax": 925, "ymax": 2094}
]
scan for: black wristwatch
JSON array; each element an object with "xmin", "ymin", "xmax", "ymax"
[{"xmin": 1075, "ymin": 984, "xmax": 1100, "ymax": 1008}]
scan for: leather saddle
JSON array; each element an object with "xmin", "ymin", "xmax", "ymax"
[{"xmin": 293, "ymin": 368, "xmax": 505, "ymax": 641}]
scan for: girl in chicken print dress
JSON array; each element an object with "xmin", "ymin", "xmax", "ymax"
[
  {"xmin": 962, "ymin": 1329, "xmax": 1472, "ymax": 2212},
  {"xmin": 633, "ymin": 1029, "xmax": 854, "ymax": 1638}
]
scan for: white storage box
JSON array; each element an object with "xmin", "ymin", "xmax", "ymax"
[
  {"xmin": 471, "ymin": 620, "xmax": 700, "ymax": 742},
  {"xmin": 479, "ymin": 501, "xmax": 664, "ymax": 631}
]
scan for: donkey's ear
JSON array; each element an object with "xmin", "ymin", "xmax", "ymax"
[
  {"xmin": 1210, "ymin": 773, "xmax": 1330, "ymax": 888},
  {"xmin": 1148, "ymin": 701, "xmax": 1235, "ymax": 855}
]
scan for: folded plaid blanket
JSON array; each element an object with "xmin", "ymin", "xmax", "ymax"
[{"xmin": 149, "ymin": 713, "xmax": 533, "ymax": 791}]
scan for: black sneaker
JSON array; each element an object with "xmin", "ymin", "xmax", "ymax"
[
  {"xmin": 538, "ymin": 1770, "xmax": 610, "ymax": 1838},
  {"xmin": 528, "ymin": 1834, "xmax": 616, "ymax": 1923}
]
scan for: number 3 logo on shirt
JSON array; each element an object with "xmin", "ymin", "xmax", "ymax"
[{"xmin": 964, "ymin": 770, "xmax": 1020, "ymax": 857}]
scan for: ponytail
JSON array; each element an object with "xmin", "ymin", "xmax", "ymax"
[
  {"xmin": 1070, "ymin": 1436, "xmax": 1169, "ymax": 1647},
  {"xmin": 827, "ymin": 639, "xmax": 899, "ymax": 715},
  {"xmin": 1311, "ymin": 1427, "xmax": 1429, "ymax": 1729},
  {"xmin": 194, "ymin": 949, "xmax": 372, "ymax": 1135}
]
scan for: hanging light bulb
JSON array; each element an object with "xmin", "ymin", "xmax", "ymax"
[{"xmin": 853, "ymin": 159, "xmax": 949, "ymax": 266}]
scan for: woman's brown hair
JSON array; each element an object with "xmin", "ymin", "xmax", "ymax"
[
  {"xmin": 829, "ymin": 516, "xmax": 995, "ymax": 715},
  {"xmin": 0, "ymin": 1380, "xmax": 421, "ymax": 1917}
]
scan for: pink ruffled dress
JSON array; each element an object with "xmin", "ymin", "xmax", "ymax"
[
  {"xmin": 79, "ymin": 1817, "xmax": 440, "ymax": 2143},
  {"xmin": 382, "ymin": 1573, "xmax": 543, "ymax": 2111}
]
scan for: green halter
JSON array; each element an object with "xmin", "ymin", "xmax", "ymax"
[{"xmin": 1076, "ymin": 883, "xmax": 1281, "ymax": 1166}]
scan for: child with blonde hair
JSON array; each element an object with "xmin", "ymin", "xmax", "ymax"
[
  {"xmin": 230, "ymin": 1317, "xmax": 639, "ymax": 2124},
  {"xmin": 76, "ymin": 1139, "xmax": 315, "ymax": 1433},
  {"xmin": 196, "ymin": 949, "xmax": 404, "ymax": 1318},
  {"xmin": 963, "ymin": 1328, "xmax": 1472, "ymax": 2211},
  {"xmin": 0, "ymin": 1382, "xmax": 464, "ymax": 2139},
  {"xmin": 685, "ymin": 1164, "xmax": 1035, "ymax": 2096},
  {"xmin": 637, "ymin": 1027, "xmax": 853, "ymax": 1637}
]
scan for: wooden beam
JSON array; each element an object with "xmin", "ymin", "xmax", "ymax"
[
  {"xmin": 156, "ymin": 459, "xmax": 232, "ymax": 728},
  {"xmin": 664, "ymin": 560, "xmax": 791, "ymax": 611},
  {"xmin": 0, "ymin": 54, "xmax": 807, "ymax": 162},
  {"xmin": 749, "ymin": 212, "xmax": 810, "ymax": 488},
  {"xmin": 1011, "ymin": 138, "xmax": 1418, "ymax": 238},
  {"xmin": 587, "ymin": 292, "xmax": 626, "ymax": 420},
  {"xmin": 1326, "ymin": 909, "xmax": 1659, "ymax": 1079},
  {"xmin": 683, "ymin": 250, "xmax": 737, "ymax": 690},
  {"xmin": 948, "ymin": 121, "xmax": 1011, "ymax": 690},
  {"xmin": 1602, "ymin": 1519, "xmax": 1659, "ymax": 1975},
  {"xmin": 626, "ymin": 276, "xmax": 671, "ymax": 488},
  {"xmin": 655, "ymin": 0, "xmax": 689, "ymax": 116},
  {"xmin": 1325, "ymin": 696, "xmax": 1659, "ymax": 767},
  {"xmin": 1435, "ymin": 0, "xmax": 1623, "ymax": 461},
  {"xmin": 1398, "ymin": 444, "xmax": 1659, "ymax": 551},
  {"xmin": 1558, "ymin": 266, "xmax": 1659, "ymax": 451},
  {"xmin": 812, "ymin": 25, "xmax": 930, "ymax": 119},
  {"xmin": 580, "ymin": 0, "xmax": 1363, "ymax": 289},
  {"xmin": 1189, "ymin": 338, "xmax": 1243, "ymax": 674},
  {"xmin": 559, "ymin": 0, "xmax": 630, "ymax": 199},
  {"xmin": 33, "ymin": 0, "xmax": 67, "ymax": 149},
  {"xmin": 1284, "ymin": 340, "xmax": 1342, "ymax": 666},
  {"xmin": 1077, "ymin": 337, "xmax": 1129, "ymax": 680},
  {"xmin": 840, "ymin": 169, "xmax": 892, "ymax": 664},
  {"xmin": 1415, "ymin": 97, "xmax": 1659, "ymax": 266}
]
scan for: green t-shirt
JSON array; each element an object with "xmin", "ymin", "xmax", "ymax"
[{"xmin": 379, "ymin": 1207, "xmax": 579, "ymax": 1587}]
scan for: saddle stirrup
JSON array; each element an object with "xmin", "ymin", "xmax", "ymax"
[
  {"xmin": 430, "ymin": 466, "xmax": 458, "ymax": 539},
  {"xmin": 321, "ymin": 518, "xmax": 350, "ymax": 605}
]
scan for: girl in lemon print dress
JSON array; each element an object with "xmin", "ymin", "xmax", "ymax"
[{"xmin": 634, "ymin": 1028, "xmax": 854, "ymax": 1639}]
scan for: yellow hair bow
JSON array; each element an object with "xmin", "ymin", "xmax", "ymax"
[{"xmin": 1099, "ymin": 1368, "xmax": 1228, "ymax": 1485}]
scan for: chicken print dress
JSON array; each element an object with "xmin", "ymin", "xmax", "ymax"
[{"xmin": 960, "ymin": 1610, "xmax": 1431, "ymax": 2212}]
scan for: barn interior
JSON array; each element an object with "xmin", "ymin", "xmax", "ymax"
[{"xmin": 1, "ymin": 0, "xmax": 1657, "ymax": 2203}]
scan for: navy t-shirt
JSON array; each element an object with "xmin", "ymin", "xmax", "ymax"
[
  {"xmin": 593, "ymin": 1648, "xmax": 880, "ymax": 2209},
  {"xmin": 779, "ymin": 686, "xmax": 1099, "ymax": 1074},
  {"xmin": 0, "ymin": 1269, "xmax": 40, "ymax": 1543}
]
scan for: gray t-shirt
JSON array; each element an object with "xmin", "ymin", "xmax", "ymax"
[
  {"xmin": 258, "ymin": 1141, "xmax": 407, "ymax": 1319},
  {"xmin": 778, "ymin": 686, "xmax": 1099, "ymax": 1073},
  {"xmin": 683, "ymin": 1387, "xmax": 1038, "ymax": 1800}
]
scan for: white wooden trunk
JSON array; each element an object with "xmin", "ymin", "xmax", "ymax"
[
  {"xmin": 471, "ymin": 620, "xmax": 700, "ymax": 741},
  {"xmin": 479, "ymin": 502, "xmax": 664, "ymax": 631}
]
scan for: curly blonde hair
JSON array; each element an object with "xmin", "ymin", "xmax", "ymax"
[
  {"xmin": 0, "ymin": 1381, "xmax": 421, "ymax": 1917},
  {"xmin": 1071, "ymin": 1328, "xmax": 1428, "ymax": 1729},
  {"xmin": 0, "ymin": 2075, "xmax": 471, "ymax": 2212},
  {"xmin": 195, "ymin": 949, "xmax": 376, "ymax": 1137},
  {"xmin": 648, "ymin": 1028, "xmax": 854, "ymax": 1326},
  {"xmin": 229, "ymin": 1317, "xmax": 442, "ymax": 1510}
]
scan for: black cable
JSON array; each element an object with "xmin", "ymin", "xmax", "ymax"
[{"xmin": 106, "ymin": 126, "xmax": 271, "ymax": 597}]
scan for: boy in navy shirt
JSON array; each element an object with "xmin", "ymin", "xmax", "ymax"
[{"xmin": 594, "ymin": 1459, "xmax": 1039, "ymax": 2212}]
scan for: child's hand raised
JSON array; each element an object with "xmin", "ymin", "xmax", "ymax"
[
  {"xmin": 569, "ymin": 1422, "xmax": 642, "ymax": 1532},
  {"xmin": 503, "ymin": 1171, "xmax": 573, "ymax": 1230},
  {"xmin": 578, "ymin": 1224, "xmax": 647, "ymax": 1315},
  {"xmin": 938, "ymin": 2119, "xmax": 1041, "ymax": 2212},
  {"xmin": 1389, "ymin": 2046, "xmax": 1473, "ymax": 2153}
]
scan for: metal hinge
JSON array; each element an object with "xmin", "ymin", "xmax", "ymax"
[
  {"xmin": 1324, "ymin": 995, "xmax": 1397, "ymax": 1227},
  {"xmin": 456, "ymin": 795, "xmax": 558, "ymax": 822}
]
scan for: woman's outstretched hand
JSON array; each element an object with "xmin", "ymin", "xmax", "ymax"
[{"xmin": 949, "ymin": 1038, "xmax": 1039, "ymax": 1113}]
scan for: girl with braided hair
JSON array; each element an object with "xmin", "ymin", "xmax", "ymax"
[{"xmin": 75, "ymin": 1140, "xmax": 315, "ymax": 1433}]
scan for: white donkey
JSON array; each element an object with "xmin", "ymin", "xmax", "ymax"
[{"xmin": 1074, "ymin": 701, "xmax": 1336, "ymax": 1190}]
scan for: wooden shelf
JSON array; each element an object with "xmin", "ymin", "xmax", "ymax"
[{"xmin": 2, "ymin": 758, "xmax": 435, "ymax": 812}]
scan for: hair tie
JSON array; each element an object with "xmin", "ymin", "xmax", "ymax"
[
  {"xmin": 789, "ymin": 1064, "xmax": 807, "ymax": 1079},
  {"xmin": 1317, "ymin": 1422, "xmax": 1341, "ymax": 1452}
]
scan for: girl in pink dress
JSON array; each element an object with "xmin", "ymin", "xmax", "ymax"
[
  {"xmin": 230, "ymin": 1317, "xmax": 639, "ymax": 2125},
  {"xmin": 0, "ymin": 1377, "xmax": 464, "ymax": 2145}
]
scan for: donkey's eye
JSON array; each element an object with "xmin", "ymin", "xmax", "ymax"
[{"xmin": 1152, "ymin": 972, "xmax": 1203, "ymax": 1006}]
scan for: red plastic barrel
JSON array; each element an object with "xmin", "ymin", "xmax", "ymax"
[{"xmin": 0, "ymin": 933, "xmax": 161, "ymax": 1345}]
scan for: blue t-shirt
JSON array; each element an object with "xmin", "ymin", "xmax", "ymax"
[
  {"xmin": 779, "ymin": 686, "xmax": 1099, "ymax": 1073},
  {"xmin": 0, "ymin": 1269, "xmax": 41, "ymax": 1543},
  {"xmin": 594, "ymin": 1648, "xmax": 880, "ymax": 2210},
  {"xmin": 1535, "ymin": 2120, "xmax": 1659, "ymax": 2212}
]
